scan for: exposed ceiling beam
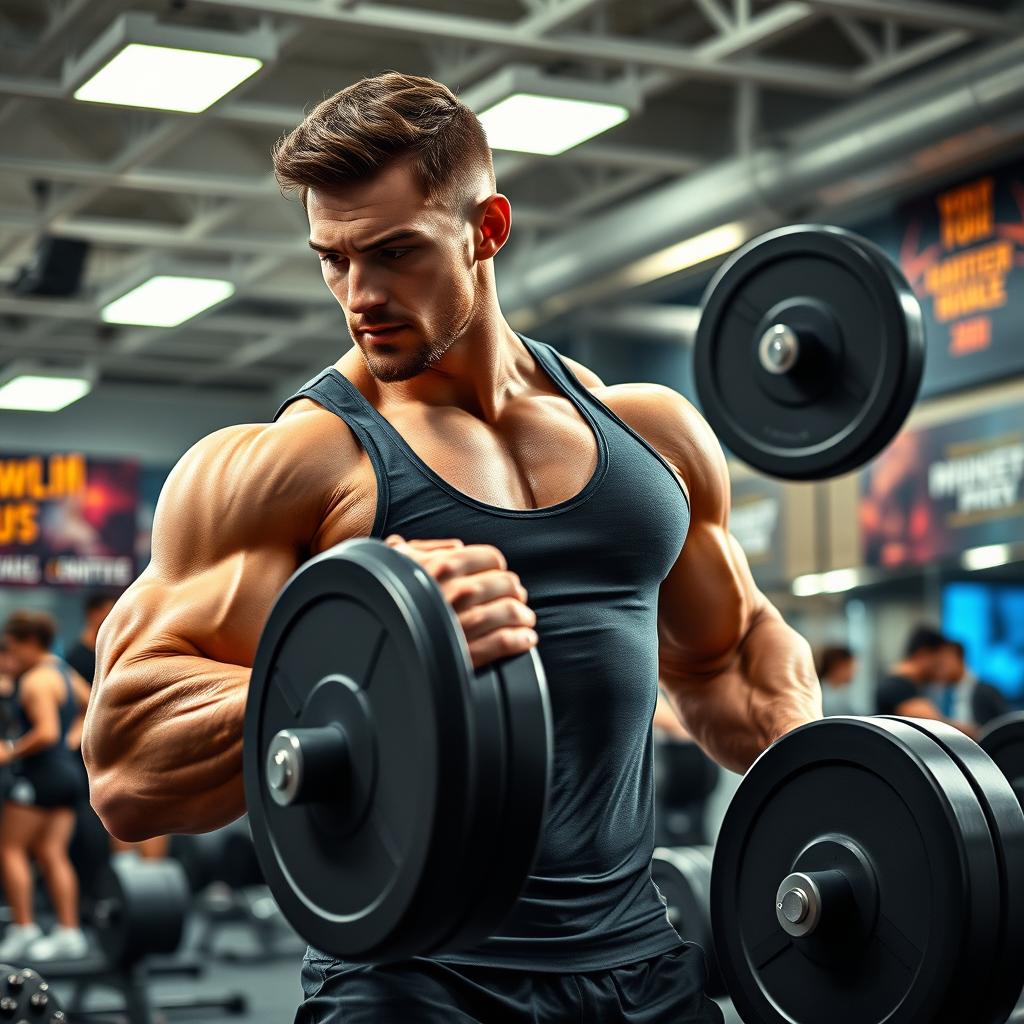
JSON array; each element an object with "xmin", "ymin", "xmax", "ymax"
[
  {"xmin": 188, "ymin": 0, "xmax": 855, "ymax": 94},
  {"xmin": 803, "ymin": 0, "xmax": 1017, "ymax": 35},
  {"xmin": 852, "ymin": 28, "xmax": 970, "ymax": 86}
]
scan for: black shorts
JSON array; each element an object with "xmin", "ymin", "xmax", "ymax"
[
  {"xmin": 8, "ymin": 756, "xmax": 87, "ymax": 810},
  {"xmin": 296, "ymin": 945, "xmax": 725, "ymax": 1024}
]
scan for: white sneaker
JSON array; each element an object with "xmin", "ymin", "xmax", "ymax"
[
  {"xmin": 25, "ymin": 926, "xmax": 89, "ymax": 961},
  {"xmin": 0, "ymin": 923, "xmax": 42, "ymax": 961}
]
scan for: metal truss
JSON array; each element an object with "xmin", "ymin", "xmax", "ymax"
[{"xmin": 0, "ymin": 0, "xmax": 1015, "ymax": 391}]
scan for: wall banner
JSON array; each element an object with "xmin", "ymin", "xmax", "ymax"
[{"xmin": 0, "ymin": 453, "xmax": 139, "ymax": 588}]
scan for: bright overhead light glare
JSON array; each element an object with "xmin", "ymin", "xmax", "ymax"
[
  {"xmin": 480, "ymin": 93, "xmax": 629, "ymax": 155},
  {"xmin": 101, "ymin": 275, "xmax": 235, "ymax": 327},
  {"xmin": 0, "ymin": 364, "xmax": 95, "ymax": 413},
  {"xmin": 791, "ymin": 569, "xmax": 860, "ymax": 597},
  {"xmin": 75, "ymin": 43, "xmax": 262, "ymax": 113},
  {"xmin": 618, "ymin": 223, "xmax": 750, "ymax": 289},
  {"xmin": 792, "ymin": 573, "xmax": 823, "ymax": 597},
  {"xmin": 962, "ymin": 544, "xmax": 1012, "ymax": 571},
  {"xmin": 819, "ymin": 568, "xmax": 860, "ymax": 594}
]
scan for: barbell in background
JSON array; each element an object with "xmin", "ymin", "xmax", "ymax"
[{"xmin": 694, "ymin": 224, "xmax": 925, "ymax": 481}]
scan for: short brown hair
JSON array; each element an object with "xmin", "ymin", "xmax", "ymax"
[
  {"xmin": 3, "ymin": 610, "xmax": 57, "ymax": 651},
  {"xmin": 272, "ymin": 72, "xmax": 494, "ymax": 214}
]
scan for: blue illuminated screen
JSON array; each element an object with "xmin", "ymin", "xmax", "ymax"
[{"xmin": 942, "ymin": 582, "xmax": 1024, "ymax": 700}]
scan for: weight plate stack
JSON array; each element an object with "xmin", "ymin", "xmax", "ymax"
[
  {"xmin": 245, "ymin": 538, "xmax": 552, "ymax": 962},
  {"xmin": 694, "ymin": 224, "xmax": 925, "ymax": 481},
  {"xmin": 711, "ymin": 717, "xmax": 999, "ymax": 1023},
  {"xmin": 652, "ymin": 846, "xmax": 726, "ymax": 996},
  {"xmin": 888, "ymin": 717, "xmax": 1024, "ymax": 1023},
  {"xmin": 980, "ymin": 712, "xmax": 1024, "ymax": 813}
]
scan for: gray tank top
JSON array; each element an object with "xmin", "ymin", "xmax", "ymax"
[{"xmin": 277, "ymin": 334, "xmax": 691, "ymax": 972}]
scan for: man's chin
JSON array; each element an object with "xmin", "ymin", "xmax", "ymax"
[{"xmin": 362, "ymin": 350, "xmax": 427, "ymax": 384}]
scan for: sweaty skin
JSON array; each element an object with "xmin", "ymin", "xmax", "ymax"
[{"xmin": 83, "ymin": 160, "xmax": 819, "ymax": 841}]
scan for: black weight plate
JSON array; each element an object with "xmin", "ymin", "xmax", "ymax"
[
  {"xmin": 0, "ymin": 965, "xmax": 65, "ymax": 1021},
  {"xmin": 445, "ymin": 648, "xmax": 552, "ymax": 950},
  {"xmin": 711, "ymin": 717, "xmax": 989, "ymax": 1024},
  {"xmin": 652, "ymin": 846, "xmax": 726, "ymax": 996},
  {"xmin": 245, "ymin": 538, "xmax": 477, "ymax": 962},
  {"xmin": 694, "ymin": 224, "xmax": 925, "ymax": 480},
  {"xmin": 980, "ymin": 712, "xmax": 1024, "ymax": 811},
  {"xmin": 890, "ymin": 717, "xmax": 1024, "ymax": 1022},
  {"xmin": 95, "ymin": 857, "xmax": 189, "ymax": 965}
]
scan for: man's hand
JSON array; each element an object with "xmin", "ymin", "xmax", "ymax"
[{"xmin": 384, "ymin": 535, "xmax": 538, "ymax": 670}]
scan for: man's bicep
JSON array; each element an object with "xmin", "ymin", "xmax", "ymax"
[
  {"xmin": 657, "ymin": 521, "xmax": 763, "ymax": 679},
  {"xmin": 99, "ymin": 426, "xmax": 316, "ymax": 676}
]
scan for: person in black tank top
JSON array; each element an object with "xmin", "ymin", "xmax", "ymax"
[
  {"xmin": 0, "ymin": 611, "xmax": 90, "ymax": 962},
  {"xmin": 83, "ymin": 75, "xmax": 820, "ymax": 1024}
]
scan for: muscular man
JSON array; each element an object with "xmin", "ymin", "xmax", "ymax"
[
  {"xmin": 875, "ymin": 625, "xmax": 977, "ymax": 736},
  {"xmin": 83, "ymin": 73, "xmax": 820, "ymax": 1023}
]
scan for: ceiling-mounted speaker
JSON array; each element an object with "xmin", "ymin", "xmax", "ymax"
[{"xmin": 12, "ymin": 236, "xmax": 90, "ymax": 298}]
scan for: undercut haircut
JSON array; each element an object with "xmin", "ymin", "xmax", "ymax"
[
  {"xmin": 3, "ymin": 610, "xmax": 57, "ymax": 651},
  {"xmin": 272, "ymin": 71, "xmax": 495, "ymax": 216}
]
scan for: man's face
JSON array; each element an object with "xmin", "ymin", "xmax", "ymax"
[
  {"xmin": 1, "ymin": 635, "xmax": 36, "ymax": 677},
  {"xmin": 307, "ymin": 161, "xmax": 484, "ymax": 383},
  {"xmin": 936, "ymin": 645, "xmax": 965, "ymax": 685}
]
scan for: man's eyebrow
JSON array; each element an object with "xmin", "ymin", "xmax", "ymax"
[{"xmin": 307, "ymin": 230, "xmax": 423, "ymax": 255}]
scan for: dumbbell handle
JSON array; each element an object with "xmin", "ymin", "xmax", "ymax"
[{"xmin": 266, "ymin": 727, "xmax": 349, "ymax": 807}]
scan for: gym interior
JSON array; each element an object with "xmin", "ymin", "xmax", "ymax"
[{"xmin": 1, "ymin": 1, "xmax": 1024, "ymax": 1022}]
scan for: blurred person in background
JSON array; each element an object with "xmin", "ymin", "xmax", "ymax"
[
  {"xmin": 815, "ymin": 645, "xmax": 860, "ymax": 717},
  {"xmin": 0, "ymin": 611, "xmax": 91, "ymax": 960},
  {"xmin": 875, "ymin": 625, "xmax": 977, "ymax": 736},
  {"xmin": 939, "ymin": 640, "xmax": 1010, "ymax": 728},
  {"xmin": 64, "ymin": 592, "xmax": 117, "ymax": 687}
]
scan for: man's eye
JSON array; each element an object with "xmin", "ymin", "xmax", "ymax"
[
  {"xmin": 380, "ymin": 248, "xmax": 412, "ymax": 261},
  {"xmin": 319, "ymin": 253, "xmax": 341, "ymax": 265}
]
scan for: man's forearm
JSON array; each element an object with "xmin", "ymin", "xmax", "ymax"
[
  {"xmin": 83, "ymin": 654, "xmax": 249, "ymax": 840},
  {"xmin": 662, "ymin": 606, "xmax": 821, "ymax": 773}
]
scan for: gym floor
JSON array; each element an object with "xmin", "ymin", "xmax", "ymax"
[{"xmin": 37, "ymin": 916, "xmax": 745, "ymax": 1023}]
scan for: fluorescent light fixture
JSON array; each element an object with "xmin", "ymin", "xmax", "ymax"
[
  {"xmin": 962, "ymin": 544, "xmax": 1012, "ymax": 571},
  {"xmin": 66, "ymin": 14, "xmax": 274, "ymax": 113},
  {"xmin": 792, "ymin": 573, "xmax": 823, "ymax": 597},
  {"xmin": 0, "ymin": 362, "xmax": 96, "ymax": 412},
  {"xmin": 101, "ymin": 275, "xmax": 235, "ymax": 327},
  {"xmin": 617, "ymin": 223, "xmax": 750, "ymax": 290},
  {"xmin": 465, "ymin": 65, "xmax": 640, "ymax": 156},
  {"xmin": 792, "ymin": 569, "xmax": 860, "ymax": 597},
  {"xmin": 819, "ymin": 568, "xmax": 860, "ymax": 594},
  {"xmin": 481, "ymin": 94, "xmax": 629, "ymax": 155}
]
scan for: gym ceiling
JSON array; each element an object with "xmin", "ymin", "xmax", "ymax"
[{"xmin": 0, "ymin": 0, "xmax": 1021, "ymax": 399}]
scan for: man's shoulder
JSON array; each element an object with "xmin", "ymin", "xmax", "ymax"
[{"xmin": 179, "ymin": 403, "xmax": 361, "ymax": 499}]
